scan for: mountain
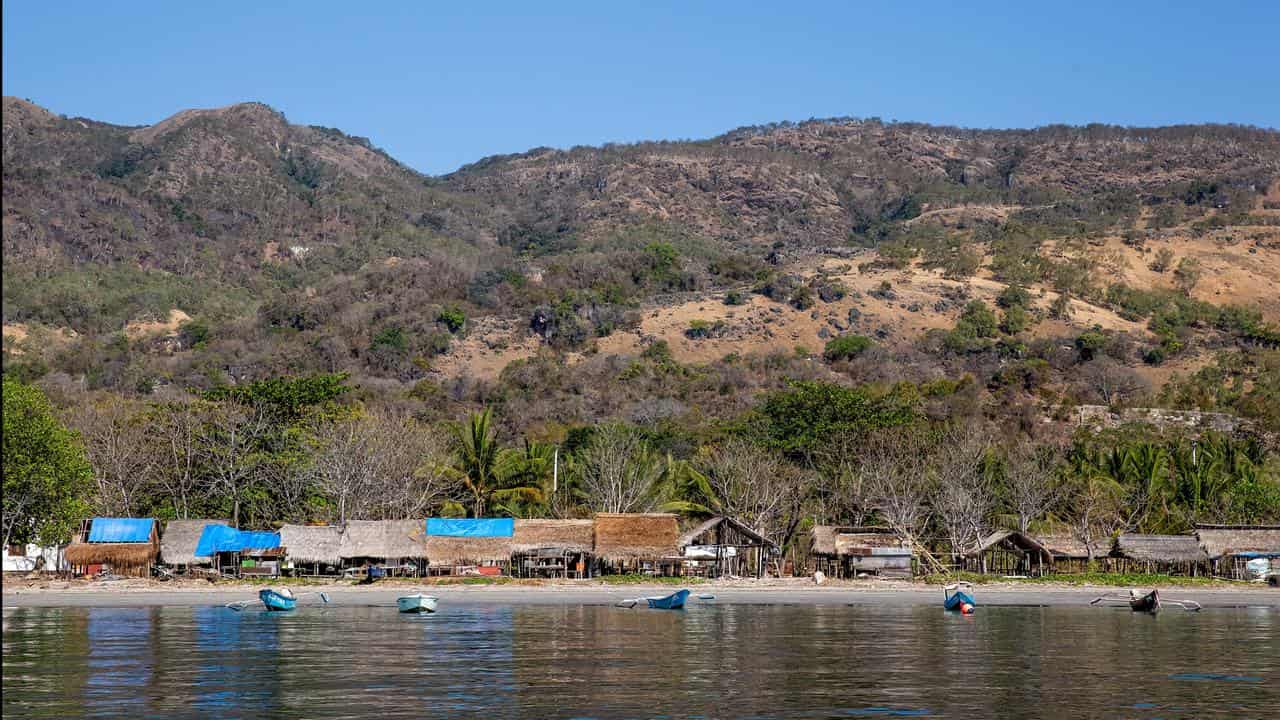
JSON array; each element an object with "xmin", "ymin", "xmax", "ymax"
[{"xmin": 4, "ymin": 97, "xmax": 1280, "ymax": 435}]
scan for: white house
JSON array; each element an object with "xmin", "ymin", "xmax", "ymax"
[{"xmin": 3, "ymin": 543, "xmax": 68, "ymax": 573}]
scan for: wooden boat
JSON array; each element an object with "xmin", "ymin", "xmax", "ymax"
[
  {"xmin": 645, "ymin": 588, "xmax": 690, "ymax": 610},
  {"xmin": 943, "ymin": 582, "xmax": 976, "ymax": 613},
  {"xmin": 259, "ymin": 588, "xmax": 297, "ymax": 612},
  {"xmin": 1129, "ymin": 589, "xmax": 1160, "ymax": 613},
  {"xmin": 397, "ymin": 594, "xmax": 438, "ymax": 614}
]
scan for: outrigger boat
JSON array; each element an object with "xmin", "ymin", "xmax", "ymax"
[
  {"xmin": 225, "ymin": 588, "xmax": 330, "ymax": 612},
  {"xmin": 397, "ymin": 594, "xmax": 438, "ymax": 614},
  {"xmin": 943, "ymin": 582, "xmax": 976, "ymax": 614},
  {"xmin": 1090, "ymin": 589, "xmax": 1201, "ymax": 613}
]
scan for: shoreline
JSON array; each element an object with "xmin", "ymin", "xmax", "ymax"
[{"xmin": 4, "ymin": 577, "xmax": 1278, "ymax": 609}]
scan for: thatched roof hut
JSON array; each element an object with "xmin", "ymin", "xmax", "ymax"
[
  {"xmin": 1113, "ymin": 534, "xmax": 1208, "ymax": 563},
  {"xmin": 511, "ymin": 519, "xmax": 594, "ymax": 554},
  {"xmin": 64, "ymin": 542, "xmax": 158, "ymax": 567},
  {"xmin": 679, "ymin": 516, "xmax": 776, "ymax": 551},
  {"xmin": 422, "ymin": 535, "xmax": 513, "ymax": 565},
  {"xmin": 593, "ymin": 513, "xmax": 680, "ymax": 561},
  {"xmin": 339, "ymin": 520, "xmax": 427, "ymax": 561},
  {"xmin": 1036, "ymin": 534, "xmax": 1092, "ymax": 560},
  {"xmin": 160, "ymin": 519, "xmax": 229, "ymax": 565},
  {"xmin": 1195, "ymin": 524, "xmax": 1280, "ymax": 559},
  {"xmin": 967, "ymin": 530, "xmax": 1052, "ymax": 562},
  {"xmin": 279, "ymin": 524, "xmax": 342, "ymax": 565}
]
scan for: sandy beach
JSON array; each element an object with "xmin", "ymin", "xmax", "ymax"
[{"xmin": 4, "ymin": 577, "xmax": 1278, "ymax": 609}]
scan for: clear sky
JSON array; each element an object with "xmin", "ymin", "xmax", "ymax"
[{"xmin": 4, "ymin": 2, "xmax": 1277, "ymax": 175}]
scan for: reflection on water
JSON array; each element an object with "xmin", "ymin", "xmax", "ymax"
[{"xmin": 3, "ymin": 603, "xmax": 1276, "ymax": 719}]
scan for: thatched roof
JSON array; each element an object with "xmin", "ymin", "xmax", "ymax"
[
  {"xmin": 967, "ymin": 530, "xmax": 1052, "ymax": 560},
  {"xmin": 279, "ymin": 524, "xmax": 342, "ymax": 565},
  {"xmin": 160, "ymin": 519, "xmax": 228, "ymax": 565},
  {"xmin": 422, "ymin": 535, "xmax": 513, "ymax": 565},
  {"xmin": 1037, "ymin": 534, "xmax": 1092, "ymax": 559},
  {"xmin": 593, "ymin": 513, "xmax": 680, "ymax": 561},
  {"xmin": 339, "ymin": 520, "xmax": 427, "ymax": 560},
  {"xmin": 65, "ymin": 542, "xmax": 157, "ymax": 566},
  {"xmin": 511, "ymin": 519, "xmax": 594, "ymax": 553},
  {"xmin": 1195, "ymin": 525, "xmax": 1280, "ymax": 558},
  {"xmin": 678, "ymin": 516, "xmax": 775, "ymax": 549},
  {"xmin": 1114, "ymin": 534, "xmax": 1208, "ymax": 563},
  {"xmin": 811, "ymin": 526, "xmax": 900, "ymax": 556}
]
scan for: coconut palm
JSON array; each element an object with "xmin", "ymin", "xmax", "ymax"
[{"xmin": 446, "ymin": 408, "xmax": 544, "ymax": 517}]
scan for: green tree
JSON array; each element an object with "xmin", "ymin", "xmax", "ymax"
[
  {"xmin": 823, "ymin": 335, "xmax": 873, "ymax": 362},
  {"xmin": 3, "ymin": 377, "xmax": 93, "ymax": 547},
  {"xmin": 446, "ymin": 408, "xmax": 544, "ymax": 517}
]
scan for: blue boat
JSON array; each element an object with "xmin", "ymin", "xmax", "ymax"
[
  {"xmin": 259, "ymin": 588, "xmax": 297, "ymax": 612},
  {"xmin": 645, "ymin": 588, "xmax": 690, "ymax": 610},
  {"xmin": 942, "ymin": 582, "xmax": 975, "ymax": 613}
]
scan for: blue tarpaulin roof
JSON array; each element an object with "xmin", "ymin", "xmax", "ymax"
[
  {"xmin": 194, "ymin": 525, "xmax": 282, "ymax": 556},
  {"xmin": 426, "ymin": 518, "xmax": 514, "ymax": 537},
  {"xmin": 88, "ymin": 518, "xmax": 155, "ymax": 543}
]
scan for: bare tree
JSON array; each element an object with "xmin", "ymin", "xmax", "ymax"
[
  {"xmin": 1082, "ymin": 358, "xmax": 1150, "ymax": 407},
  {"xmin": 860, "ymin": 429, "xmax": 937, "ymax": 568},
  {"xmin": 931, "ymin": 426, "xmax": 995, "ymax": 563},
  {"xmin": 695, "ymin": 438, "xmax": 808, "ymax": 547},
  {"xmin": 152, "ymin": 400, "xmax": 212, "ymax": 519},
  {"xmin": 1066, "ymin": 475, "xmax": 1125, "ymax": 562},
  {"xmin": 72, "ymin": 396, "xmax": 160, "ymax": 516},
  {"xmin": 1003, "ymin": 442, "xmax": 1062, "ymax": 533},
  {"xmin": 579, "ymin": 423, "xmax": 663, "ymax": 513},
  {"xmin": 811, "ymin": 433, "xmax": 875, "ymax": 526},
  {"xmin": 200, "ymin": 403, "xmax": 269, "ymax": 528}
]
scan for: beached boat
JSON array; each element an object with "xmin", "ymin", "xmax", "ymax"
[
  {"xmin": 397, "ymin": 594, "xmax": 438, "ymax": 614},
  {"xmin": 259, "ymin": 588, "xmax": 297, "ymax": 612},
  {"xmin": 645, "ymin": 588, "xmax": 690, "ymax": 610},
  {"xmin": 1129, "ymin": 589, "xmax": 1160, "ymax": 613},
  {"xmin": 943, "ymin": 582, "xmax": 976, "ymax": 613}
]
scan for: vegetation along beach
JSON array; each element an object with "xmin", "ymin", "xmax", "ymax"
[{"xmin": 4, "ymin": 3, "xmax": 1279, "ymax": 718}]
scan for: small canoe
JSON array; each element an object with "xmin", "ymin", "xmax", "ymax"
[
  {"xmin": 1129, "ymin": 589, "xmax": 1160, "ymax": 613},
  {"xmin": 397, "ymin": 594, "xmax": 438, "ymax": 614},
  {"xmin": 645, "ymin": 589, "xmax": 690, "ymax": 610},
  {"xmin": 259, "ymin": 588, "xmax": 296, "ymax": 612},
  {"xmin": 943, "ymin": 582, "xmax": 976, "ymax": 614}
]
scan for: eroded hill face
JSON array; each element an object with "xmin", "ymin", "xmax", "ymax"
[{"xmin": 3, "ymin": 98, "xmax": 1279, "ymax": 416}]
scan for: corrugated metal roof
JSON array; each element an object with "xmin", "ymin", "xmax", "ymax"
[{"xmin": 88, "ymin": 518, "xmax": 155, "ymax": 543}]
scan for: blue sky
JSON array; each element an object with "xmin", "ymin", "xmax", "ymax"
[{"xmin": 4, "ymin": 2, "xmax": 1277, "ymax": 175}]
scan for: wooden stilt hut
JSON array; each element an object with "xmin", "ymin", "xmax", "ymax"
[
  {"xmin": 423, "ymin": 518, "xmax": 514, "ymax": 576},
  {"xmin": 63, "ymin": 518, "xmax": 159, "ymax": 578},
  {"xmin": 1036, "ymin": 534, "xmax": 1095, "ymax": 574},
  {"xmin": 279, "ymin": 524, "xmax": 342, "ymax": 576},
  {"xmin": 1111, "ymin": 534, "xmax": 1209, "ymax": 576},
  {"xmin": 339, "ymin": 520, "xmax": 430, "ymax": 577},
  {"xmin": 159, "ymin": 519, "xmax": 230, "ymax": 574},
  {"xmin": 677, "ymin": 515, "xmax": 776, "ymax": 579},
  {"xmin": 809, "ymin": 526, "xmax": 913, "ymax": 578},
  {"xmin": 964, "ymin": 530, "xmax": 1054, "ymax": 577},
  {"xmin": 511, "ymin": 519, "xmax": 595, "ymax": 579},
  {"xmin": 1195, "ymin": 524, "xmax": 1280, "ymax": 580},
  {"xmin": 592, "ymin": 513, "xmax": 681, "ymax": 576}
]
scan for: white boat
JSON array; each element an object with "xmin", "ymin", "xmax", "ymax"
[{"xmin": 397, "ymin": 594, "xmax": 438, "ymax": 614}]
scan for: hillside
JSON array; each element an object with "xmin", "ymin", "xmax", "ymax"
[{"xmin": 4, "ymin": 97, "xmax": 1280, "ymax": 439}]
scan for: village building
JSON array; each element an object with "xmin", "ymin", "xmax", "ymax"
[
  {"xmin": 63, "ymin": 518, "xmax": 159, "ymax": 577},
  {"xmin": 592, "ymin": 513, "xmax": 682, "ymax": 576},
  {"xmin": 809, "ymin": 526, "xmax": 913, "ymax": 579},
  {"xmin": 965, "ymin": 530, "xmax": 1055, "ymax": 577},
  {"xmin": 511, "ymin": 519, "xmax": 595, "ymax": 579},
  {"xmin": 159, "ymin": 519, "xmax": 229, "ymax": 574},
  {"xmin": 421, "ymin": 517, "xmax": 514, "ymax": 576},
  {"xmin": 677, "ymin": 515, "xmax": 776, "ymax": 579},
  {"xmin": 1111, "ymin": 534, "xmax": 1209, "ymax": 576},
  {"xmin": 3, "ymin": 542, "xmax": 67, "ymax": 573},
  {"xmin": 338, "ymin": 520, "xmax": 429, "ymax": 577},
  {"xmin": 1195, "ymin": 524, "xmax": 1280, "ymax": 580},
  {"xmin": 279, "ymin": 524, "xmax": 343, "ymax": 576}
]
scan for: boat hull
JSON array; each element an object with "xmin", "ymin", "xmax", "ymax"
[
  {"xmin": 645, "ymin": 589, "xmax": 690, "ymax": 610},
  {"xmin": 397, "ymin": 594, "xmax": 438, "ymax": 614},
  {"xmin": 1130, "ymin": 589, "xmax": 1160, "ymax": 613},
  {"xmin": 944, "ymin": 591, "xmax": 976, "ymax": 612},
  {"xmin": 259, "ymin": 589, "xmax": 296, "ymax": 612}
]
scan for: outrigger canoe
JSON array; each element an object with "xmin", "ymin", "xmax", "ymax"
[
  {"xmin": 943, "ymin": 582, "xmax": 976, "ymax": 614},
  {"xmin": 1129, "ymin": 589, "xmax": 1160, "ymax": 613},
  {"xmin": 645, "ymin": 589, "xmax": 690, "ymax": 610},
  {"xmin": 397, "ymin": 594, "xmax": 438, "ymax": 614},
  {"xmin": 260, "ymin": 588, "xmax": 297, "ymax": 612}
]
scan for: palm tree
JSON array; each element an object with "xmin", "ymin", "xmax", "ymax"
[
  {"xmin": 492, "ymin": 440, "xmax": 555, "ymax": 518},
  {"xmin": 447, "ymin": 409, "xmax": 544, "ymax": 517}
]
